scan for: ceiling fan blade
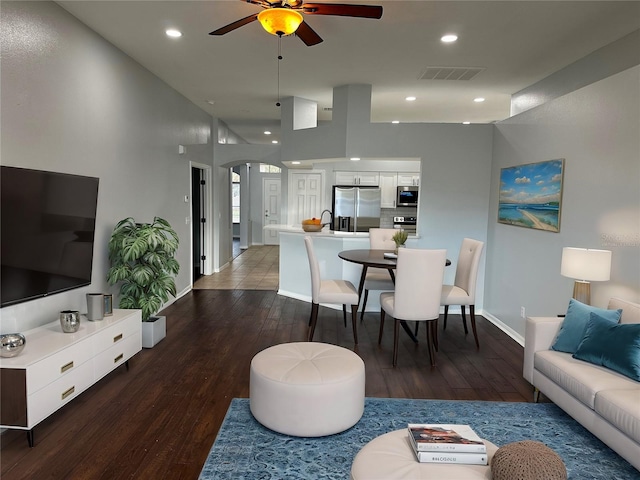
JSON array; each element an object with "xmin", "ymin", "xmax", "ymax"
[
  {"xmin": 209, "ymin": 13, "xmax": 259, "ymax": 36},
  {"xmin": 295, "ymin": 21, "xmax": 323, "ymax": 46},
  {"xmin": 302, "ymin": 3, "xmax": 383, "ymax": 19},
  {"xmin": 245, "ymin": 0, "xmax": 277, "ymax": 8}
]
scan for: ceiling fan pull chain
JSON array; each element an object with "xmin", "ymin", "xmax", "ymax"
[{"xmin": 276, "ymin": 35, "xmax": 282, "ymax": 107}]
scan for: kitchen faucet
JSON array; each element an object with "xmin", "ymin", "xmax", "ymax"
[{"xmin": 320, "ymin": 209, "xmax": 333, "ymax": 227}]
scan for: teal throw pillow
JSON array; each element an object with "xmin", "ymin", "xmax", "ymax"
[
  {"xmin": 573, "ymin": 312, "xmax": 640, "ymax": 382},
  {"xmin": 551, "ymin": 299, "xmax": 622, "ymax": 354}
]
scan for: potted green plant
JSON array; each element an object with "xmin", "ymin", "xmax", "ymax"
[
  {"xmin": 392, "ymin": 230, "xmax": 408, "ymax": 253},
  {"xmin": 107, "ymin": 217, "xmax": 180, "ymax": 347}
]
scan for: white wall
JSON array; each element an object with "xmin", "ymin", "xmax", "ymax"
[
  {"xmin": 485, "ymin": 65, "xmax": 640, "ymax": 337},
  {"xmin": 0, "ymin": 2, "xmax": 213, "ymax": 332}
]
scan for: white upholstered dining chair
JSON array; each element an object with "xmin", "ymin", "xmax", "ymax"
[
  {"xmin": 360, "ymin": 228, "xmax": 397, "ymax": 321},
  {"xmin": 304, "ymin": 236, "xmax": 360, "ymax": 344},
  {"xmin": 441, "ymin": 238, "xmax": 484, "ymax": 348},
  {"xmin": 378, "ymin": 248, "xmax": 447, "ymax": 367}
]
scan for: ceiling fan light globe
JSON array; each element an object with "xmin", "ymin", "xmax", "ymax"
[{"xmin": 258, "ymin": 8, "xmax": 303, "ymax": 36}]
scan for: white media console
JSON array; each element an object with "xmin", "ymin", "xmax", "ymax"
[{"xmin": 0, "ymin": 309, "xmax": 142, "ymax": 446}]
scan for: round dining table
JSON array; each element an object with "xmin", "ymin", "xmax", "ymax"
[{"xmin": 338, "ymin": 249, "xmax": 450, "ymax": 343}]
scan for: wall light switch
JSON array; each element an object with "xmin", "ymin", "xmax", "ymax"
[
  {"xmin": 184, "ymin": 195, "xmax": 189, "ymax": 203},
  {"xmin": 178, "ymin": 145, "xmax": 186, "ymax": 155}
]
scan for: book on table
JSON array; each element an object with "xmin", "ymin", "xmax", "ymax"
[
  {"xmin": 412, "ymin": 450, "xmax": 488, "ymax": 465},
  {"xmin": 407, "ymin": 424, "xmax": 487, "ymax": 453},
  {"xmin": 408, "ymin": 424, "xmax": 488, "ymax": 465}
]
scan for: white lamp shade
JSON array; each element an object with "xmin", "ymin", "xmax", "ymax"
[{"xmin": 561, "ymin": 247, "xmax": 612, "ymax": 281}]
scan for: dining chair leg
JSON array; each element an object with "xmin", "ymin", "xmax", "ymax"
[
  {"xmin": 443, "ymin": 305, "xmax": 449, "ymax": 329},
  {"xmin": 342, "ymin": 305, "xmax": 347, "ymax": 328},
  {"xmin": 378, "ymin": 310, "xmax": 386, "ymax": 344},
  {"xmin": 308, "ymin": 303, "xmax": 319, "ymax": 341},
  {"xmin": 470, "ymin": 305, "xmax": 479, "ymax": 348},
  {"xmin": 392, "ymin": 318, "xmax": 400, "ymax": 367},
  {"xmin": 413, "ymin": 322, "xmax": 419, "ymax": 337},
  {"xmin": 461, "ymin": 305, "xmax": 469, "ymax": 334},
  {"xmin": 351, "ymin": 305, "xmax": 359, "ymax": 344},
  {"xmin": 360, "ymin": 289, "xmax": 369, "ymax": 322},
  {"xmin": 432, "ymin": 318, "xmax": 439, "ymax": 351},
  {"xmin": 425, "ymin": 320, "xmax": 436, "ymax": 367}
]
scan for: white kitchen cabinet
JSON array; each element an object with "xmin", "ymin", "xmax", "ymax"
[
  {"xmin": 335, "ymin": 171, "xmax": 380, "ymax": 186},
  {"xmin": 0, "ymin": 309, "xmax": 142, "ymax": 446},
  {"xmin": 397, "ymin": 172, "xmax": 420, "ymax": 186},
  {"xmin": 379, "ymin": 173, "xmax": 397, "ymax": 208}
]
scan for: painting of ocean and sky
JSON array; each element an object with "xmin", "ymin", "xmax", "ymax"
[{"xmin": 498, "ymin": 159, "xmax": 564, "ymax": 232}]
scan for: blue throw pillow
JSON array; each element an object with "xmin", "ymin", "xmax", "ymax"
[
  {"xmin": 551, "ymin": 299, "xmax": 622, "ymax": 354},
  {"xmin": 573, "ymin": 312, "xmax": 640, "ymax": 381}
]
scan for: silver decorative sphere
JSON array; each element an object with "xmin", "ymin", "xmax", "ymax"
[{"xmin": 0, "ymin": 333, "xmax": 26, "ymax": 358}]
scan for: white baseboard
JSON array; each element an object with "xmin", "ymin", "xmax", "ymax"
[
  {"xmin": 481, "ymin": 310, "xmax": 525, "ymax": 346},
  {"xmin": 214, "ymin": 260, "xmax": 231, "ymax": 273}
]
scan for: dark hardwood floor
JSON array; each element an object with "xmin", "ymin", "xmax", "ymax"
[{"xmin": 0, "ymin": 290, "xmax": 535, "ymax": 479}]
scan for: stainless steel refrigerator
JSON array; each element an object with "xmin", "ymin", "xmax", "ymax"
[{"xmin": 332, "ymin": 186, "xmax": 381, "ymax": 232}]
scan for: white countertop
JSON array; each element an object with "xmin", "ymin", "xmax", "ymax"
[{"xmin": 264, "ymin": 224, "xmax": 370, "ymax": 236}]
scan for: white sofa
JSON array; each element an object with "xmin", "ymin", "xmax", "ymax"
[{"xmin": 523, "ymin": 297, "xmax": 640, "ymax": 471}]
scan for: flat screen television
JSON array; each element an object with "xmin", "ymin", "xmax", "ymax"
[{"xmin": 1, "ymin": 166, "xmax": 100, "ymax": 308}]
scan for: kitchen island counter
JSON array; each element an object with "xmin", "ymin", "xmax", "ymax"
[
  {"xmin": 274, "ymin": 230, "xmax": 418, "ymax": 313},
  {"xmin": 263, "ymin": 224, "xmax": 370, "ymax": 236}
]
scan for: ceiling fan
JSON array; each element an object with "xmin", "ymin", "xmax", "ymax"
[{"xmin": 209, "ymin": 0, "xmax": 383, "ymax": 46}]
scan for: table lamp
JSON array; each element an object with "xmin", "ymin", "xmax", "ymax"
[{"xmin": 560, "ymin": 247, "xmax": 612, "ymax": 305}]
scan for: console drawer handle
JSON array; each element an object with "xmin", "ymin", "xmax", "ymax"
[
  {"xmin": 113, "ymin": 333, "xmax": 123, "ymax": 342},
  {"xmin": 114, "ymin": 353, "xmax": 124, "ymax": 363},
  {"xmin": 61, "ymin": 386, "xmax": 75, "ymax": 400},
  {"xmin": 60, "ymin": 361, "xmax": 74, "ymax": 373}
]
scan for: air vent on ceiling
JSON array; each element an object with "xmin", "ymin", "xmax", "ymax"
[{"xmin": 419, "ymin": 66, "xmax": 485, "ymax": 81}]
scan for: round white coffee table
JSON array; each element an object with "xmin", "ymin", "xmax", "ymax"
[{"xmin": 351, "ymin": 429, "xmax": 498, "ymax": 480}]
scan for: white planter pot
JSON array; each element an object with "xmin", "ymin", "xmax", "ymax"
[{"xmin": 141, "ymin": 315, "xmax": 166, "ymax": 348}]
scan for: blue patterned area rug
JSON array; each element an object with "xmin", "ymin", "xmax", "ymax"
[{"xmin": 199, "ymin": 398, "xmax": 638, "ymax": 480}]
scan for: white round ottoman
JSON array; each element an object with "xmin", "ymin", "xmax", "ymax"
[
  {"xmin": 250, "ymin": 342, "xmax": 365, "ymax": 437},
  {"xmin": 351, "ymin": 429, "xmax": 498, "ymax": 479}
]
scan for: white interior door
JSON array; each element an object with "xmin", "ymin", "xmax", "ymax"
[
  {"xmin": 290, "ymin": 172, "xmax": 323, "ymax": 226},
  {"xmin": 263, "ymin": 177, "xmax": 281, "ymax": 245}
]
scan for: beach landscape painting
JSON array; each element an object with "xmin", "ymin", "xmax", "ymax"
[{"xmin": 498, "ymin": 159, "xmax": 564, "ymax": 232}]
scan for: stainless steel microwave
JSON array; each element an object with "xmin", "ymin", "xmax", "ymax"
[{"xmin": 397, "ymin": 186, "xmax": 419, "ymax": 207}]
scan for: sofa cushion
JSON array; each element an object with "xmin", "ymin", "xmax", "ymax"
[
  {"xmin": 551, "ymin": 299, "xmax": 622, "ymax": 354},
  {"xmin": 534, "ymin": 350, "xmax": 638, "ymax": 409},
  {"xmin": 609, "ymin": 297, "xmax": 640, "ymax": 325},
  {"xmin": 595, "ymin": 389, "xmax": 640, "ymax": 443},
  {"xmin": 573, "ymin": 312, "xmax": 640, "ymax": 381}
]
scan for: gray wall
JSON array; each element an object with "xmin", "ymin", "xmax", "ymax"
[
  {"xmin": 485, "ymin": 65, "xmax": 640, "ymax": 338},
  {"xmin": 1, "ymin": 2, "xmax": 213, "ymax": 331},
  {"xmin": 282, "ymin": 86, "xmax": 494, "ymax": 304}
]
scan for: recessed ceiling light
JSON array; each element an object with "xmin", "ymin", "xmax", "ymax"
[
  {"xmin": 392, "ymin": 120, "xmax": 400, "ymax": 124},
  {"xmin": 350, "ymin": 157, "xmax": 361, "ymax": 161},
  {"xmin": 165, "ymin": 29, "xmax": 182, "ymax": 38},
  {"xmin": 271, "ymin": 140, "xmax": 278, "ymax": 144},
  {"xmin": 441, "ymin": 34, "xmax": 458, "ymax": 43},
  {"xmin": 291, "ymin": 161, "xmax": 300, "ymax": 165},
  {"xmin": 264, "ymin": 131, "xmax": 272, "ymax": 135},
  {"xmin": 462, "ymin": 121, "xmax": 471, "ymax": 125},
  {"xmin": 474, "ymin": 97, "xmax": 485, "ymax": 103},
  {"xmin": 405, "ymin": 96, "xmax": 416, "ymax": 102},
  {"xmin": 206, "ymin": 100, "xmax": 215, "ymax": 105}
]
